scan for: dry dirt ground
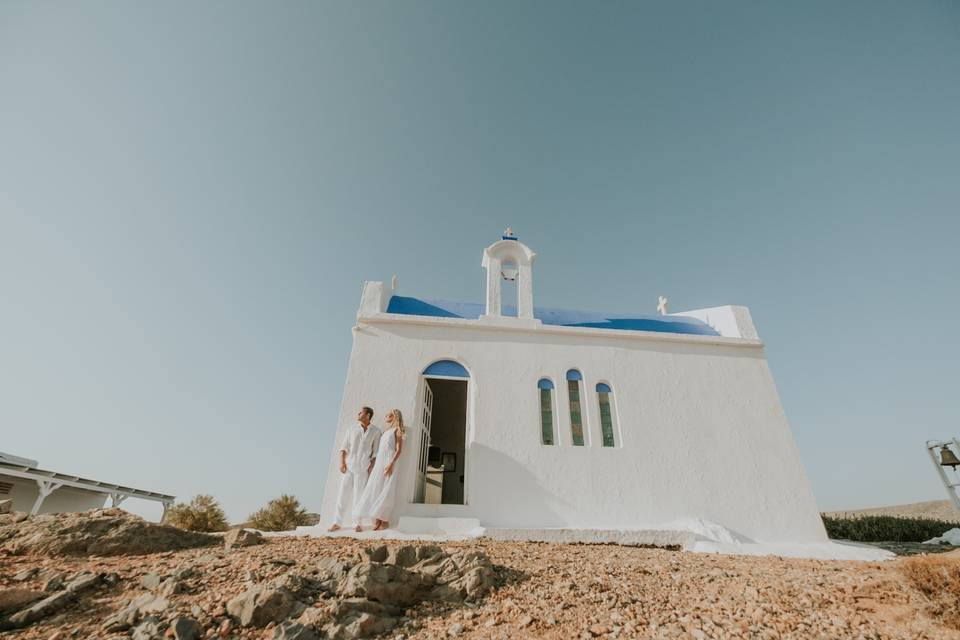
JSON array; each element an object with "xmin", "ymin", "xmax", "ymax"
[{"xmin": 3, "ymin": 535, "xmax": 960, "ymax": 640}]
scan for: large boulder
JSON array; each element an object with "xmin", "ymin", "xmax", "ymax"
[
  {"xmin": 226, "ymin": 585, "xmax": 296, "ymax": 627},
  {"xmin": 0, "ymin": 509, "xmax": 218, "ymax": 557},
  {"xmin": 0, "ymin": 588, "xmax": 43, "ymax": 615},
  {"xmin": 224, "ymin": 528, "xmax": 263, "ymax": 550},
  {"xmin": 273, "ymin": 621, "xmax": 321, "ymax": 640},
  {"xmin": 102, "ymin": 593, "xmax": 170, "ymax": 632},
  {"xmin": 339, "ymin": 562, "xmax": 433, "ymax": 607},
  {"xmin": 323, "ymin": 599, "xmax": 401, "ymax": 640}
]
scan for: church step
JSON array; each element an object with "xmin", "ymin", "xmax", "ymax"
[{"xmin": 396, "ymin": 516, "xmax": 482, "ymax": 535}]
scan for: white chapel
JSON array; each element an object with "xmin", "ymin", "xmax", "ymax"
[{"xmin": 319, "ymin": 230, "xmax": 832, "ymax": 550}]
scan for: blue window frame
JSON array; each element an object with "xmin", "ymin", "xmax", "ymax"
[{"xmin": 538, "ymin": 378, "xmax": 555, "ymax": 445}]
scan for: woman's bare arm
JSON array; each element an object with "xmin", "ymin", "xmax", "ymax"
[{"xmin": 385, "ymin": 433, "xmax": 404, "ymax": 476}]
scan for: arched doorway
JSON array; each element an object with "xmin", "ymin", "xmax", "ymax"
[{"xmin": 413, "ymin": 360, "xmax": 469, "ymax": 505}]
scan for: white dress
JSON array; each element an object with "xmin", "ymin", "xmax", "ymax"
[{"xmin": 354, "ymin": 427, "xmax": 401, "ymax": 523}]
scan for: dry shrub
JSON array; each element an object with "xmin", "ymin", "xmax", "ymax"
[
  {"xmin": 901, "ymin": 553, "xmax": 960, "ymax": 629},
  {"xmin": 165, "ymin": 494, "xmax": 229, "ymax": 532},
  {"xmin": 248, "ymin": 494, "xmax": 311, "ymax": 532}
]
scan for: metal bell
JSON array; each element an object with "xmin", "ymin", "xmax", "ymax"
[{"xmin": 940, "ymin": 446, "xmax": 960, "ymax": 468}]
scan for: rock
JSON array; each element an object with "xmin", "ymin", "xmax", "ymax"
[
  {"xmin": 158, "ymin": 578, "xmax": 182, "ymax": 597},
  {"xmin": 0, "ymin": 499, "xmax": 11, "ymax": 514},
  {"xmin": 131, "ymin": 616, "xmax": 164, "ymax": 640},
  {"xmin": 416, "ymin": 545, "xmax": 443, "ymax": 561},
  {"xmin": 13, "ymin": 568, "xmax": 39, "ymax": 582},
  {"xmin": 65, "ymin": 572, "xmax": 101, "ymax": 594},
  {"xmin": 447, "ymin": 622, "xmax": 463, "ymax": 637},
  {"xmin": 271, "ymin": 572, "xmax": 317, "ymax": 600},
  {"xmin": 0, "ymin": 508, "xmax": 218, "ymax": 557},
  {"xmin": 102, "ymin": 593, "xmax": 170, "ymax": 632},
  {"xmin": 0, "ymin": 587, "xmax": 44, "ymax": 615},
  {"xmin": 169, "ymin": 616, "xmax": 203, "ymax": 640},
  {"xmin": 424, "ymin": 552, "xmax": 494, "ymax": 602},
  {"xmin": 226, "ymin": 585, "xmax": 295, "ymax": 627},
  {"xmin": 339, "ymin": 563, "xmax": 432, "ymax": 607},
  {"xmin": 359, "ymin": 545, "xmax": 388, "ymax": 563},
  {"xmin": 224, "ymin": 528, "xmax": 264, "ymax": 550},
  {"xmin": 297, "ymin": 606, "xmax": 331, "ymax": 628},
  {"xmin": 42, "ymin": 573, "xmax": 66, "ymax": 592},
  {"xmin": 273, "ymin": 621, "xmax": 321, "ymax": 640},
  {"xmin": 324, "ymin": 599, "xmax": 400, "ymax": 640},
  {"xmin": 0, "ymin": 511, "xmax": 29, "ymax": 526},
  {"xmin": 173, "ymin": 565, "xmax": 197, "ymax": 580},
  {"xmin": 8, "ymin": 590, "xmax": 73, "ymax": 627},
  {"xmin": 385, "ymin": 546, "xmax": 418, "ymax": 568},
  {"xmin": 140, "ymin": 573, "xmax": 162, "ymax": 590},
  {"xmin": 315, "ymin": 558, "xmax": 353, "ymax": 593}
]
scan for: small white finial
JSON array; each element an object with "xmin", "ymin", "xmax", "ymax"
[
  {"xmin": 657, "ymin": 295, "xmax": 668, "ymax": 315},
  {"xmin": 502, "ymin": 227, "xmax": 516, "ymax": 240},
  {"xmin": 391, "ymin": 274, "xmax": 398, "ymax": 291}
]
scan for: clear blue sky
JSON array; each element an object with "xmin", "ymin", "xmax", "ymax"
[{"xmin": 2, "ymin": 2, "xmax": 958, "ymax": 522}]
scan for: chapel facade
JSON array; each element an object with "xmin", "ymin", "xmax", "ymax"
[{"xmin": 320, "ymin": 231, "xmax": 826, "ymax": 544}]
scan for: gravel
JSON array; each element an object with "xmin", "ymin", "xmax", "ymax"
[{"xmin": 1, "ymin": 535, "xmax": 958, "ymax": 639}]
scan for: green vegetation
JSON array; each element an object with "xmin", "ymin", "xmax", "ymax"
[
  {"xmin": 165, "ymin": 494, "xmax": 229, "ymax": 532},
  {"xmin": 248, "ymin": 494, "xmax": 311, "ymax": 532},
  {"xmin": 822, "ymin": 514, "xmax": 956, "ymax": 543}
]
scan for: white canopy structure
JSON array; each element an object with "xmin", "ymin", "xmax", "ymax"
[{"xmin": 0, "ymin": 451, "xmax": 175, "ymax": 520}]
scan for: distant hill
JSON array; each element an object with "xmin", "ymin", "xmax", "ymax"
[{"xmin": 824, "ymin": 500, "xmax": 960, "ymax": 523}]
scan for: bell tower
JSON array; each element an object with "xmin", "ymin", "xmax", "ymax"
[{"xmin": 480, "ymin": 228, "xmax": 541, "ymax": 327}]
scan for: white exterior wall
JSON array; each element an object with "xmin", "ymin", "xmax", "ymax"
[
  {"xmin": 321, "ymin": 306, "xmax": 827, "ymax": 544},
  {"xmin": 2, "ymin": 475, "xmax": 107, "ymax": 514}
]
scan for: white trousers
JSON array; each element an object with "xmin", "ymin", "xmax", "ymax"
[{"xmin": 333, "ymin": 468, "xmax": 367, "ymax": 526}]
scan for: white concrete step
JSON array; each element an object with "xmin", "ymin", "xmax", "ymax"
[{"xmin": 396, "ymin": 516, "xmax": 482, "ymax": 535}]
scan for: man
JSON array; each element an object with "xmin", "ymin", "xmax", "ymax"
[{"xmin": 328, "ymin": 406, "xmax": 381, "ymax": 532}]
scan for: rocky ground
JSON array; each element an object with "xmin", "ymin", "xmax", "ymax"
[{"xmin": 2, "ymin": 510, "xmax": 960, "ymax": 639}]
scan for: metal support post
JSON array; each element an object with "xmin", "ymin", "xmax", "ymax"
[{"xmin": 30, "ymin": 480, "xmax": 63, "ymax": 515}]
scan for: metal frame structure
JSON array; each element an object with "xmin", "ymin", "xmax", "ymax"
[
  {"xmin": 926, "ymin": 438, "xmax": 960, "ymax": 512},
  {"xmin": 0, "ymin": 460, "xmax": 175, "ymax": 519}
]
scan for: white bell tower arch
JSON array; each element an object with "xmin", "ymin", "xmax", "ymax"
[{"xmin": 480, "ymin": 228, "xmax": 542, "ymax": 328}]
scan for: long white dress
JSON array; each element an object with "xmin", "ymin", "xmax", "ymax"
[{"xmin": 354, "ymin": 427, "xmax": 401, "ymax": 523}]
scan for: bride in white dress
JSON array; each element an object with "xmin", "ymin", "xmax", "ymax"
[{"xmin": 353, "ymin": 409, "xmax": 405, "ymax": 531}]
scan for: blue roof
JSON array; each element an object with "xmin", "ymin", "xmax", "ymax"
[{"xmin": 385, "ymin": 296, "xmax": 720, "ymax": 336}]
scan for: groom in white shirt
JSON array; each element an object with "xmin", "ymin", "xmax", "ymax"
[{"xmin": 328, "ymin": 406, "xmax": 381, "ymax": 531}]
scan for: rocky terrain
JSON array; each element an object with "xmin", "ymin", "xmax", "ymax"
[{"xmin": 2, "ymin": 509, "xmax": 960, "ymax": 639}]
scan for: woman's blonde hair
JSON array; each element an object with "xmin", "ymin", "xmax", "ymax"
[{"xmin": 390, "ymin": 409, "xmax": 405, "ymax": 437}]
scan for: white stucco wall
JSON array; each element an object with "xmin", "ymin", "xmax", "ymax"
[
  {"xmin": 2, "ymin": 475, "xmax": 107, "ymax": 514},
  {"xmin": 321, "ymin": 300, "xmax": 826, "ymax": 544}
]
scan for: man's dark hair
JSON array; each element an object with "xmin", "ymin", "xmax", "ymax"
[{"xmin": 362, "ymin": 406, "xmax": 374, "ymax": 420}]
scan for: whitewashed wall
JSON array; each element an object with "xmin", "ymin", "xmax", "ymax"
[
  {"xmin": 2, "ymin": 476, "xmax": 107, "ymax": 514},
  {"xmin": 320, "ymin": 289, "xmax": 826, "ymax": 544}
]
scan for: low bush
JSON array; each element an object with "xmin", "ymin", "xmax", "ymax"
[
  {"xmin": 901, "ymin": 554, "xmax": 960, "ymax": 629},
  {"xmin": 165, "ymin": 494, "xmax": 229, "ymax": 532},
  {"xmin": 822, "ymin": 514, "xmax": 956, "ymax": 542},
  {"xmin": 248, "ymin": 494, "xmax": 311, "ymax": 532}
]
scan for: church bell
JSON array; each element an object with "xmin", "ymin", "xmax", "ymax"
[{"xmin": 940, "ymin": 446, "xmax": 960, "ymax": 468}]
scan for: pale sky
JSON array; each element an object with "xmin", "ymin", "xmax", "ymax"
[{"xmin": 2, "ymin": 1, "xmax": 959, "ymax": 522}]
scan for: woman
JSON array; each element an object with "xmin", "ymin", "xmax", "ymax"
[{"xmin": 353, "ymin": 408, "xmax": 405, "ymax": 531}]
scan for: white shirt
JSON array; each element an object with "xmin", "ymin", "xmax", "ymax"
[{"xmin": 339, "ymin": 422, "xmax": 381, "ymax": 473}]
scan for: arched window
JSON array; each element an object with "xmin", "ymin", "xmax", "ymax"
[
  {"xmin": 596, "ymin": 383, "xmax": 616, "ymax": 447},
  {"xmin": 567, "ymin": 369, "xmax": 585, "ymax": 446},
  {"xmin": 537, "ymin": 379, "xmax": 555, "ymax": 445}
]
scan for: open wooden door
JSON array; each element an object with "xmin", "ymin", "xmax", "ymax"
[{"xmin": 413, "ymin": 381, "xmax": 434, "ymax": 503}]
